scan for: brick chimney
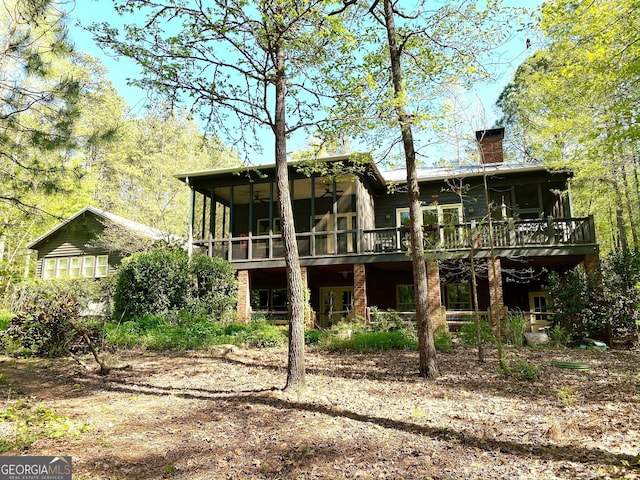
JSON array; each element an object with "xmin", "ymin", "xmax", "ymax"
[{"xmin": 475, "ymin": 127, "xmax": 505, "ymax": 164}]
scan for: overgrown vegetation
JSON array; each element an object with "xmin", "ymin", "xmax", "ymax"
[
  {"xmin": 458, "ymin": 319, "xmax": 496, "ymax": 346},
  {"xmin": 0, "ymin": 279, "xmax": 109, "ymax": 357},
  {"xmin": 545, "ymin": 249, "xmax": 640, "ymax": 344},
  {"xmin": 113, "ymin": 249, "xmax": 237, "ymax": 322},
  {"xmin": 106, "ymin": 316, "xmax": 287, "ymax": 350}
]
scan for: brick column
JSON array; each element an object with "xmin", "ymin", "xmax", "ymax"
[
  {"xmin": 487, "ymin": 257, "xmax": 504, "ymax": 327},
  {"xmin": 426, "ymin": 260, "xmax": 445, "ymax": 331},
  {"xmin": 237, "ymin": 270, "xmax": 251, "ymax": 323},
  {"xmin": 300, "ymin": 266, "xmax": 313, "ymax": 328},
  {"xmin": 353, "ymin": 263, "xmax": 368, "ymax": 321}
]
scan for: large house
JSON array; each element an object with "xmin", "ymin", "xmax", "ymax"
[
  {"xmin": 176, "ymin": 129, "xmax": 599, "ymax": 331},
  {"xmin": 27, "ymin": 206, "xmax": 179, "ymax": 279}
]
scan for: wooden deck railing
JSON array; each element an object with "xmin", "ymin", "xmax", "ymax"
[{"xmin": 193, "ymin": 216, "xmax": 596, "ymax": 262}]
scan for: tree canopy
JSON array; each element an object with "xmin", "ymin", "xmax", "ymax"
[{"xmin": 496, "ymin": 0, "xmax": 640, "ymax": 253}]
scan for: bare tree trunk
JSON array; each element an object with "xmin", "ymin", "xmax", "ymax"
[
  {"xmin": 382, "ymin": 0, "xmax": 438, "ymax": 377},
  {"xmin": 274, "ymin": 41, "xmax": 306, "ymax": 392}
]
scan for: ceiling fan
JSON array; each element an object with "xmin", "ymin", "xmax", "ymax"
[
  {"xmin": 320, "ymin": 185, "xmax": 344, "ymax": 197},
  {"xmin": 253, "ymin": 191, "xmax": 269, "ymax": 203}
]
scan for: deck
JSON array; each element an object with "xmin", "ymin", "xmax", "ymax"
[{"xmin": 194, "ymin": 216, "xmax": 597, "ymax": 263}]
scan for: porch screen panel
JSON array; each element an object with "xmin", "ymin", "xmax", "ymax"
[{"xmin": 293, "ymin": 178, "xmax": 312, "ymax": 256}]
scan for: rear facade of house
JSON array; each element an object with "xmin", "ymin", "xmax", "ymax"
[{"xmin": 176, "ymin": 129, "xmax": 599, "ymax": 331}]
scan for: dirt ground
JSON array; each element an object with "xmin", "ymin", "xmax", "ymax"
[{"xmin": 0, "ymin": 344, "xmax": 638, "ymax": 480}]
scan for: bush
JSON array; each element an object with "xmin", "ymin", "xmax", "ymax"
[
  {"xmin": 506, "ymin": 312, "xmax": 526, "ymax": 347},
  {"xmin": 113, "ymin": 248, "xmax": 191, "ymax": 322},
  {"xmin": 238, "ymin": 320, "xmax": 288, "ymax": 348},
  {"xmin": 434, "ymin": 327, "xmax": 453, "ymax": 352},
  {"xmin": 188, "ymin": 255, "xmax": 238, "ymax": 317},
  {"xmin": 113, "ymin": 250, "xmax": 238, "ymax": 323},
  {"xmin": 458, "ymin": 319, "xmax": 495, "ymax": 346},
  {"xmin": 105, "ymin": 317, "xmax": 286, "ymax": 350},
  {"xmin": 549, "ymin": 324, "xmax": 569, "ymax": 347},
  {"xmin": 327, "ymin": 330, "xmax": 417, "ymax": 352},
  {"xmin": 305, "ymin": 329, "xmax": 328, "ymax": 345},
  {"xmin": 1, "ymin": 280, "xmax": 109, "ymax": 357}
]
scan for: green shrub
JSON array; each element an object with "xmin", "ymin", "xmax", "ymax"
[
  {"xmin": 0, "ymin": 312, "xmax": 12, "ymax": 331},
  {"xmin": 112, "ymin": 250, "xmax": 238, "ymax": 323},
  {"xmin": 1, "ymin": 293, "xmax": 78, "ymax": 357},
  {"xmin": 188, "ymin": 255, "xmax": 238, "ymax": 316},
  {"xmin": 238, "ymin": 320, "xmax": 288, "ymax": 348},
  {"xmin": 328, "ymin": 330, "xmax": 417, "ymax": 352},
  {"xmin": 434, "ymin": 327, "xmax": 453, "ymax": 352},
  {"xmin": 368, "ymin": 309, "xmax": 409, "ymax": 332},
  {"xmin": 1, "ymin": 280, "xmax": 109, "ymax": 357},
  {"xmin": 506, "ymin": 312, "xmax": 526, "ymax": 347},
  {"xmin": 305, "ymin": 329, "xmax": 328, "ymax": 345},
  {"xmin": 458, "ymin": 319, "xmax": 496, "ymax": 346},
  {"xmin": 511, "ymin": 359, "xmax": 541, "ymax": 381},
  {"xmin": 549, "ymin": 324, "xmax": 569, "ymax": 347},
  {"xmin": 113, "ymin": 248, "xmax": 191, "ymax": 322}
]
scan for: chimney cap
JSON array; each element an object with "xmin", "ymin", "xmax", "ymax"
[{"xmin": 475, "ymin": 127, "xmax": 505, "ymax": 142}]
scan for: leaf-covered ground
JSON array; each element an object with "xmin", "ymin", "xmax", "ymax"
[{"xmin": 0, "ymin": 345, "xmax": 638, "ymax": 479}]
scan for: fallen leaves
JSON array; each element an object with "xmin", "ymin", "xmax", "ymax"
[{"xmin": 0, "ymin": 345, "xmax": 638, "ymax": 479}]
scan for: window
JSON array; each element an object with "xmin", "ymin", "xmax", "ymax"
[
  {"xmin": 396, "ymin": 284, "xmax": 416, "ymax": 311},
  {"xmin": 271, "ymin": 289, "xmax": 289, "ymax": 311},
  {"xmin": 257, "ymin": 218, "xmax": 281, "ymax": 235},
  {"xmin": 56, "ymin": 258, "xmax": 69, "ymax": 277},
  {"xmin": 251, "ymin": 290, "xmax": 270, "ymax": 310},
  {"xmin": 43, "ymin": 258, "xmax": 56, "ymax": 279},
  {"xmin": 69, "ymin": 257, "xmax": 82, "ymax": 278},
  {"xmin": 41, "ymin": 254, "xmax": 110, "ymax": 279},
  {"xmin": 397, "ymin": 204, "xmax": 463, "ymax": 247},
  {"xmin": 445, "ymin": 283, "xmax": 472, "ymax": 310},
  {"xmin": 95, "ymin": 255, "xmax": 109, "ymax": 277},
  {"xmin": 82, "ymin": 256, "xmax": 95, "ymax": 277}
]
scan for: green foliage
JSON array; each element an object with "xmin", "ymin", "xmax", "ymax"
[
  {"xmin": 458, "ymin": 320, "xmax": 496, "ymax": 346},
  {"xmin": 0, "ymin": 311, "xmax": 12, "ymax": 331},
  {"xmin": 237, "ymin": 320, "xmax": 287, "ymax": 348},
  {"xmin": 434, "ymin": 327, "xmax": 453, "ymax": 352},
  {"xmin": 304, "ymin": 329, "xmax": 328, "ymax": 345},
  {"xmin": 501, "ymin": 359, "xmax": 541, "ymax": 381},
  {"xmin": 368, "ymin": 309, "xmax": 409, "ymax": 332},
  {"xmin": 106, "ymin": 316, "xmax": 286, "ymax": 351},
  {"xmin": 545, "ymin": 268, "xmax": 607, "ymax": 340},
  {"xmin": 188, "ymin": 255, "xmax": 238, "ymax": 317},
  {"xmin": 327, "ymin": 330, "xmax": 417, "ymax": 352},
  {"xmin": 113, "ymin": 248, "xmax": 191, "ymax": 322},
  {"xmin": 548, "ymin": 324, "xmax": 569, "ymax": 348},
  {"xmin": 113, "ymin": 250, "xmax": 238, "ymax": 323},
  {"xmin": 506, "ymin": 312, "xmax": 526, "ymax": 347},
  {"xmin": 0, "ymin": 279, "xmax": 108, "ymax": 357},
  {"xmin": 600, "ymin": 249, "xmax": 640, "ymax": 340},
  {"xmin": 0, "ymin": 400, "xmax": 88, "ymax": 453}
]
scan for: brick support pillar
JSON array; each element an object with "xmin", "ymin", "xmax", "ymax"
[
  {"xmin": 300, "ymin": 266, "xmax": 313, "ymax": 328},
  {"xmin": 353, "ymin": 263, "xmax": 368, "ymax": 322},
  {"xmin": 237, "ymin": 270, "xmax": 251, "ymax": 323},
  {"xmin": 426, "ymin": 260, "xmax": 445, "ymax": 331},
  {"xmin": 487, "ymin": 257, "xmax": 504, "ymax": 327}
]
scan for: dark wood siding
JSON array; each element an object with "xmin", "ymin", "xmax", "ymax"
[{"xmin": 32, "ymin": 213, "xmax": 122, "ymax": 278}]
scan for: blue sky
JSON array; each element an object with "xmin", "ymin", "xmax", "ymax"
[{"xmin": 65, "ymin": 1, "xmax": 542, "ymax": 165}]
